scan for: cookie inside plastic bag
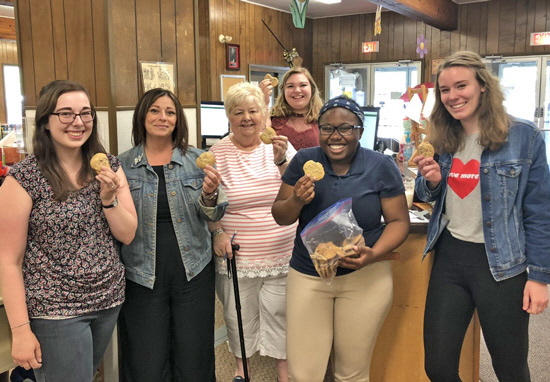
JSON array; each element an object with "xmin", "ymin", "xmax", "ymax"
[{"xmin": 300, "ymin": 198, "xmax": 363, "ymax": 283}]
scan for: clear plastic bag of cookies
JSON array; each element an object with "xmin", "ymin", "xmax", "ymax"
[{"xmin": 300, "ymin": 198, "xmax": 363, "ymax": 283}]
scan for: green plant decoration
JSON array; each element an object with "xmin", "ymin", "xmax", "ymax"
[{"xmin": 289, "ymin": 0, "xmax": 309, "ymax": 29}]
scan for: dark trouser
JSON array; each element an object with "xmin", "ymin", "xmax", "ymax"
[
  {"xmin": 118, "ymin": 260, "xmax": 216, "ymax": 382},
  {"xmin": 424, "ymin": 229, "xmax": 530, "ymax": 382}
]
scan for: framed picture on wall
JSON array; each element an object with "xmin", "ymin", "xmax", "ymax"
[
  {"xmin": 140, "ymin": 61, "xmax": 175, "ymax": 93},
  {"xmin": 226, "ymin": 44, "xmax": 240, "ymax": 70}
]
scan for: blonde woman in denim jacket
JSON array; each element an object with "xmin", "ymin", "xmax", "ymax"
[
  {"xmin": 117, "ymin": 88, "xmax": 227, "ymax": 382},
  {"xmin": 414, "ymin": 51, "xmax": 550, "ymax": 382}
]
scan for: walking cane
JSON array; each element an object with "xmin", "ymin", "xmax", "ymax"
[{"xmin": 226, "ymin": 232, "xmax": 250, "ymax": 382}]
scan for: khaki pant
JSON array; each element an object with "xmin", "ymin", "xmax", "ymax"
[{"xmin": 286, "ymin": 262, "xmax": 393, "ymax": 382}]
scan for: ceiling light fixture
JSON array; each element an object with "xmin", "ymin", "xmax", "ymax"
[{"xmin": 312, "ymin": 0, "xmax": 342, "ymax": 4}]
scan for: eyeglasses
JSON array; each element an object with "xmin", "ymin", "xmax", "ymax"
[
  {"xmin": 319, "ymin": 123, "xmax": 362, "ymax": 136},
  {"xmin": 50, "ymin": 110, "xmax": 96, "ymax": 124}
]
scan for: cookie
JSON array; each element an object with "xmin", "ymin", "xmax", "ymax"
[
  {"xmin": 90, "ymin": 153, "xmax": 109, "ymax": 174},
  {"xmin": 264, "ymin": 73, "xmax": 279, "ymax": 87},
  {"xmin": 314, "ymin": 241, "xmax": 344, "ymax": 260},
  {"xmin": 417, "ymin": 141, "xmax": 435, "ymax": 158},
  {"xmin": 260, "ymin": 126, "xmax": 277, "ymax": 144},
  {"xmin": 303, "ymin": 160, "xmax": 325, "ymax": 181},
  {"xmin": 342, "ymin": 234, "xmax": 365, "ymax": 258},
  {"xmin": 196, "ymin": 152, "xmax": 216, "ymax": 169},
  {"xmin": 312, "ymin": 241, "xmax": 342, "ymax": 279}
]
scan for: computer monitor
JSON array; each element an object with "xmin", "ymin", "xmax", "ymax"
[
  {"xmin": 200, "ymin": 101, "xmax": 230, "ymax": 137},
  {"xmin": 359, "ymin": 106, "xmax": 380, "ymax": 151}
]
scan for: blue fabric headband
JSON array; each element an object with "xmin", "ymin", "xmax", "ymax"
[{"xmin": 318, "ymin": 97, "xmax": 364, "ymax": 127}]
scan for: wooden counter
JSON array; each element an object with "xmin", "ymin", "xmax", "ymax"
[
  {"xmin": 0, "ymin": 298, "xmax": 15, "ymax": 381},
  {"xmin": 370, "ymin": 224, "xmax": 480, "ymax": 382}
]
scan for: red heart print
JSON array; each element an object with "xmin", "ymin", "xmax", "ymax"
[{"xmin": 447, "ymin": 159, "xmax": 480, "ymax": 199}]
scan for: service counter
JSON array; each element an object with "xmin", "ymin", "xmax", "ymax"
[
  {"xmin": 0, "ymin": 298, "xmax": 15, "ymax": 382},
  {"xmin": 370, "ymin": 221, "xmax": 480, "ymax": 382}
]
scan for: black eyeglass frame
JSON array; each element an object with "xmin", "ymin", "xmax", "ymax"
[
  {"xmin": 318, "ymin": 123, "xmax": 363, "ymax": 136},
  {"xmin": 50, "ymin": 110, "xmax": 96, "ymax": 123}
]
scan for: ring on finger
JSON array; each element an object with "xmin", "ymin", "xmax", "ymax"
[{"xmin": 110, "ymin": 183, "xmax": 116, "ymax": 189}]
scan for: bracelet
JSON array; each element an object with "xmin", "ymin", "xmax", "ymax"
[
  {"xmin": 11, "ymin": 321, "xmax": 30, "ymax": 330},
  {"xmin": 201, "ymin": 189, "xmax": 219, "ymax": 201},
  {"xmin": 211, "ymin": 228, "xmax": 224, "ymax": 238},
  {"xmin": 274, "ymin": 157, "xmax": 287, "ymax": 166}
]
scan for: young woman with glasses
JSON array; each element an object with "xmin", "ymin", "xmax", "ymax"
[
  {"xmin": 272, "ymin": 95, "xmax": 410, "ymax": 382},
  {"xmin": 0, "ymin": 79, "xmax": 137, "ymax": 381}
]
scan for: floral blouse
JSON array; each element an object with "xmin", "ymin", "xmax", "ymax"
[{"xmin": 8, "ymin": 154, "xmax": 125, "ymax": 317}]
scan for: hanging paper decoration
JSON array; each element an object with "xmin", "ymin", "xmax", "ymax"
[
  {"xmin": 289, "ymin": 0, "xmax": 309, "ymax": 29},
  {"xmin": 374, "ymin": 5, "xmax": 382, "ymax": 36},
  {"xmin": 416, "ymin": 34, "xmax": 428, "ymax": 58}
]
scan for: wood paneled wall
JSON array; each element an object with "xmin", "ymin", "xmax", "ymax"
[
  {"xmin": 16, "ymin": 0, "xmax": 110, "ymax": 108},
  {"xmin": 0, "ymin": 39, "xmax": 17, "ymax": 124},
  {"xmin": 14, "ymin": 0, "xmax": 550, "ymax": 112},
  {"xmin": 311, "ymin": 0, "xmax": 550, "ymax": 88},
  {"xmin": 199, "ymin": 0, "xmax": 313, "ymax": 102},
  {"xmin": 15, "ymin": 0, "xmax": 198, "ymax": 109},
  {"xmin": 110, "ymin": 0, "xmax": 197, "ymax": 107}
]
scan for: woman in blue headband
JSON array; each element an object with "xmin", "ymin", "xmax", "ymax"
[{"xmin": 272, "ymin": 95, "xmax": 410, "ymax": 381}]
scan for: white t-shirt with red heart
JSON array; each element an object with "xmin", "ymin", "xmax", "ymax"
[{"xmin": 444, "ymin": 133, "xmax": 485, "ymax": 243}]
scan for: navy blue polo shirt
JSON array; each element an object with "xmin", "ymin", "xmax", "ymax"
[{"xmin": 282, "ymin": 145, "xmax": 404, "ymax": 277}]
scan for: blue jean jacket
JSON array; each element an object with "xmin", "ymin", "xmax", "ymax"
[
  {"xmin": 118, "ymin": 145, "xmax": 228, "ymax": 289},
  {"xmin": 416, "ymin": 118, "xmax": 550, "ymax": 283}
]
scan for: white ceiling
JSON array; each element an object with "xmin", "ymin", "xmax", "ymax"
[{"xmin": 240, "ymin": 0, "xmax": 378, "ymax": 19}]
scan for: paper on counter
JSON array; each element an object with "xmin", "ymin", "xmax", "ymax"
[{"xmin": 0, "ymin": 131, "xmax": 15, "ymax": 147}]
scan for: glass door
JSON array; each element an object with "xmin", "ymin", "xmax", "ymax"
[
  {"xmin": 484, "ymin": 55, "xmax": 550, "ymax": 165},
  {"xmin": 371, "ymin": 62, "xmax": 420, "ymax": 141},
  {"xmin": 324, "ymin": 61, "xmax": 421, "ymax": 142}
]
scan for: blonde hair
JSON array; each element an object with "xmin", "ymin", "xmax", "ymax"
[
  {"xmin": 270, "ymin": 66, "xmax": 323, "ymax": 123},
  {"xmin": 430, "ymin": 51, "xmax": 509, "ymax": 154},
  {"xmin": 224, "ymin": 82, "xmax": 267, "ymax": 119}
]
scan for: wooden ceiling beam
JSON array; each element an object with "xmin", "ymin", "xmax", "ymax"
[
  {"xmin": 369, "ymin": 0, "xmax": 458, "ymax": 31},
  {"xmin": 0, "ymin": 16, "xmax": 15, "ymax": 40}
]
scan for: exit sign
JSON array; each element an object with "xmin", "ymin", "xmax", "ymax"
[
  {"xmin": 362, "ymin": 41, "xmax": 379, "ymax": 53},
  {"xmin": 531, "ymin": 32, "xmax": 550, "ymax": 46}
]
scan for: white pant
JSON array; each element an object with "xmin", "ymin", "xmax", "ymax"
[{"xmin": 216, "ymin": 273, "xmax": 287, "ymax": 360}]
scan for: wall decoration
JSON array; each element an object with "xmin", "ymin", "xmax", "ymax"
[
  {"xmin": 416, "ymin": 35, "xmax": 428, "ymax": 59},
  {"xmin": 140, "ymin": 62, "xmax": 175, "ymax": 93},
  {"xmin": 374, "ymin": 5, "xmax": 382, "ymax": 36},
  {"xmin": 431, "ymin": 58, "xmax": 445, "ymax": 75},
  {"xmin": 226, "ymin": 43, "xmax": 240, "ymax": 70},
  {"xmin": 262, "ymin": 19, "xmax": 303, "ymax": 67},
  {"xmin": 289, "ymin": 0, "xmax": 309, "ymax": 29}
]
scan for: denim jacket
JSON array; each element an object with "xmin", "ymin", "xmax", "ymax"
[
  {"xmin": 416, "ymin": 118, "xmax": 550, "ymax": 283},
  {"xmin": 118, "ymin": 145, "xmax": 228, "ymax": 289}
]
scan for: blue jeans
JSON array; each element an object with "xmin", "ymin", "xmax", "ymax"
[{"xmin": 31, "ymin": 305, "xmax": 121, "ymax": 382}]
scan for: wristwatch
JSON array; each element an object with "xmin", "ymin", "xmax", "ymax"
[{"xmin": 102, "ymin": 197, "xmax": 118, "ymax": 209}]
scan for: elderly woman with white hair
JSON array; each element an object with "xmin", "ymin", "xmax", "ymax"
[{"xmin": 208, "ymin": 82, "xmax": 297, "ymax": 382}]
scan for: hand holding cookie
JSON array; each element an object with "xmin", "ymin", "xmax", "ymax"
[
  {"xmin": 260, "ymin": 126, "xmax": 277, "ymax": 144},
  {"xmin": 264, "ymin": 73, "xmax": 279, "ymax": 87},
  {"xmin": 90, "ymin": 153, "xmax": 110, "ymax": 174},
  {"xmin": 91, "ymin": 152, "xmax": 120, "ymax": 193},
  {"xmin": 303, "ymin": 160, "xmax": 325, "ymax": 182},
  {"xmin": 416, "ymin": 141, "xmax": 435, "ymax": 158},
  {"xmin": 196, "ymin": 152, "xmax": 216, "ymax": 169}
]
